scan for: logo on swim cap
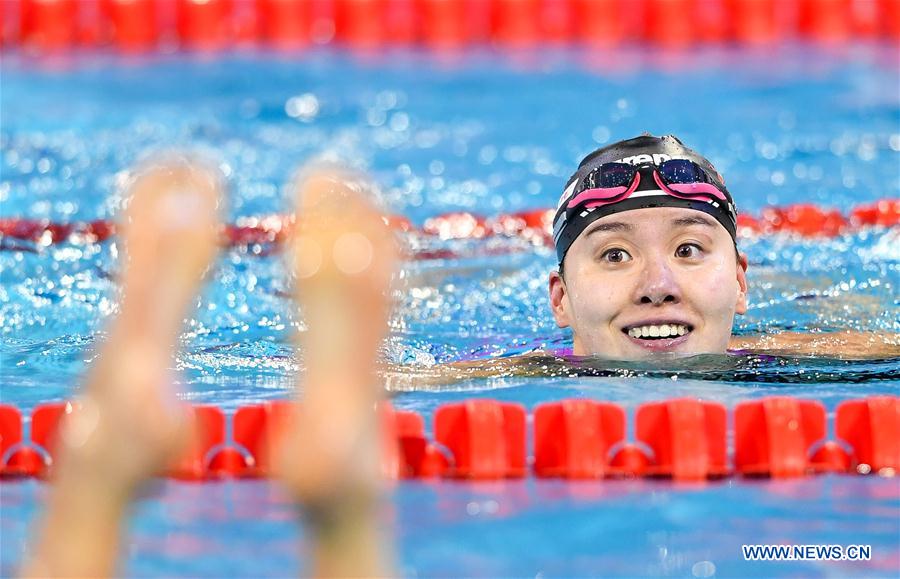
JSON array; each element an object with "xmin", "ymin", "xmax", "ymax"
[
  {"xmin": 615, "ymin": 152, "xmax": 672, "ymax": 166},
  {"xmin": 553, "ymin": 134, "xmax": 737, "ymax": 265}
]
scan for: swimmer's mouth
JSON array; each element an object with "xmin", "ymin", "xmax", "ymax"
[{"xmin": 622, "ymin": 322, "xmax": 693, "ymax": 340}]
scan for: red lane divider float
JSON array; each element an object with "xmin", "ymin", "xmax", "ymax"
[
  {"xmin": 177, "ymin": 0, "xmax": 233, "ymax": 51},
  {"xmin": 491, "ymin": 0, "xmax": 541, "ymax": 47},
  {"xmin": 103, "ymin": 0, "xmax": 159, "ymax": 52},
  {"xmin": 230, "ymin": 400, "xmax": 294, "ymax": 477},
  {"xmin": 533, "ymin": 399, "xmax": 625, "ymax": 479},
  {"xmin": 836, "ymin": 396, "xmax": 900, "ymax": 475},
  {"xmin": 19, "ymin": 0, "xmax": 78, "ymax": 51},
  {"xmin": 1, "ymin": 200, "xmax": 897, "ymax": 258},
  {"xmin": 734, "ymin": 397, "xmax": 830, "ymax": 477},
  {"xmin": 798, "ymin": 0, "xmax": 852, "ymax": 43},
  {"xmin": 386, "ymin": 407, "xmax": 448, "ymax": 478},
  {"xmin": 1, "ymin": 401, "xmax": 73, "ymax": 477},
  {"xmin": 170, "ymin": 405, "xmax": 228, "ymax": 479},
  {"xmin": 257, "ymin": 0, "xmax": 313, "ymax": 49},
  {"xmin": 2, "ymin": 396, "xmax": 896, "ymax": 482},
  {"xmin": 635, "ymin": 399, "xmax": 729, "ymax": 480},
  {"xmin": 5, "ymin": 0, "xmax": 900, "ymax": 52},
  {"xmin": 0, "ymin": 406, "xmax": 27, "ymax": 474},
  {"xmin": 435, "ymin": 400, "xmax": 527, "ymax": 478},
  {"xmin": 419, "ymin": 0, "xmax": 481, "ymax": 49}
]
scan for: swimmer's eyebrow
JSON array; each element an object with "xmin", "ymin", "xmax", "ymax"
[
  {"xmin": 671, "ymin": 215, "xmax": 717, "ymax": 229},
  {"xmin": 584, "ymin": 221, "xmax": 633, "ymax": 237}
]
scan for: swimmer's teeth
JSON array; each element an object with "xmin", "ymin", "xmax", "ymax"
[{"xmin": 627, "ymin": 324, "xmax": 690, "ymax": 339}]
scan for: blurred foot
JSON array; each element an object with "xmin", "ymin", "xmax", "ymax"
[
  {"xmin": 56, "ymin": 156, "xmax": 222, "ymax": 493},
  {"xmin": 24, "ymin": 155, "xmax": 223, "ymax": 578},
  {"xmin": 276, "ymin": 165, "xmax": 399, "ymax": 576}
]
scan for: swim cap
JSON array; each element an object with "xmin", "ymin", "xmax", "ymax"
[{"xmin": 552, "ymin": 134, "xmax": 737, "ymax": 264}]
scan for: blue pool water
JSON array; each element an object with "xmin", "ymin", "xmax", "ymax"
[{"xmin": 1, "ymin": 44, "xmax": 899, "ymax": 577}]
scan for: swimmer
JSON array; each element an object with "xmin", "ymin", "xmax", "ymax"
[
  {"xmin": 547, "ymin": 134, "xmax": 897, "ymax": 360},
  {"xmin": 22, "ymin": 158, "xmax": 397, "ymax": 577},
  {"xmin": 390, "ymin": 134, "xmax": 899, "ymax": 386}
]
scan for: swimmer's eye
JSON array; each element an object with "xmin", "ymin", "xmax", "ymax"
[
  {"xmin": 675, "ymin": 243, "xmax": 703, "ymax": 259},
  {"xmin": 601, "ymin": 248, "xmax": 632, "ymax": 263}
]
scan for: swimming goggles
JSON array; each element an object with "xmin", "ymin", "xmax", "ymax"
[{"xmin": 564, "ymin": 159, "xmax": 730, "ymax": 216}]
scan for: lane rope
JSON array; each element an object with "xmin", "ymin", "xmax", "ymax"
[
  {"xmin": 1, "ymin": 396, "xmax": 896, "ymax": 481},
  {"xmin": 5, "ymin": 0, "xmax": 900, "ymax": 52},
  {"xmin": 1, "ymin": 199, "xmax": 897, "ymax": 259}
]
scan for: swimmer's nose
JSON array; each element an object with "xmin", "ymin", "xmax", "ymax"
[{"xmin": 634, "ymin": 257, "xmax": 681, "ymax": 306}]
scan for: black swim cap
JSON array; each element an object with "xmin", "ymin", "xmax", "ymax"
[{"xmin": 552, "ymin": 134, "xmax": 737, "ymax": 265}]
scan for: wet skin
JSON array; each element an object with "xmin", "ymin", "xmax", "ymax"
[{"xmin": 549, "ymin": 206, "xmax": 749, "ymax": 360}]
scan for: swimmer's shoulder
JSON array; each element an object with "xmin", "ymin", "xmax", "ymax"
[
  {"xmin": 440, "ymin": 349, "xmax": 562, "ymax": 374},
  {"xmin": 729, "ymin": 330, "xmax": 900, "ymax": 360},
  {"xmin": 384, "ymin": 350, "xmax": 564, "ymax": 390}
]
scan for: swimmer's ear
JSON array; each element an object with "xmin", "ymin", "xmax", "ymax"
[
  {"xmin": 735, "ymin": 252, "xmax": 749, "ymax": 315},
  {"xmin": 549, "ymin": 270, "xmax": 572, "ymax": 328}
]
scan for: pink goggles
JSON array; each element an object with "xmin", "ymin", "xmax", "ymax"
[{"xmin": 565, "ymin": 160, "xmax": 732, "ymax": 214}]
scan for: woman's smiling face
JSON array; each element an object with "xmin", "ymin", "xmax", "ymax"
[{"xmin": 548, "ymin": 206, "xmax": 749, "ymax": 360}]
